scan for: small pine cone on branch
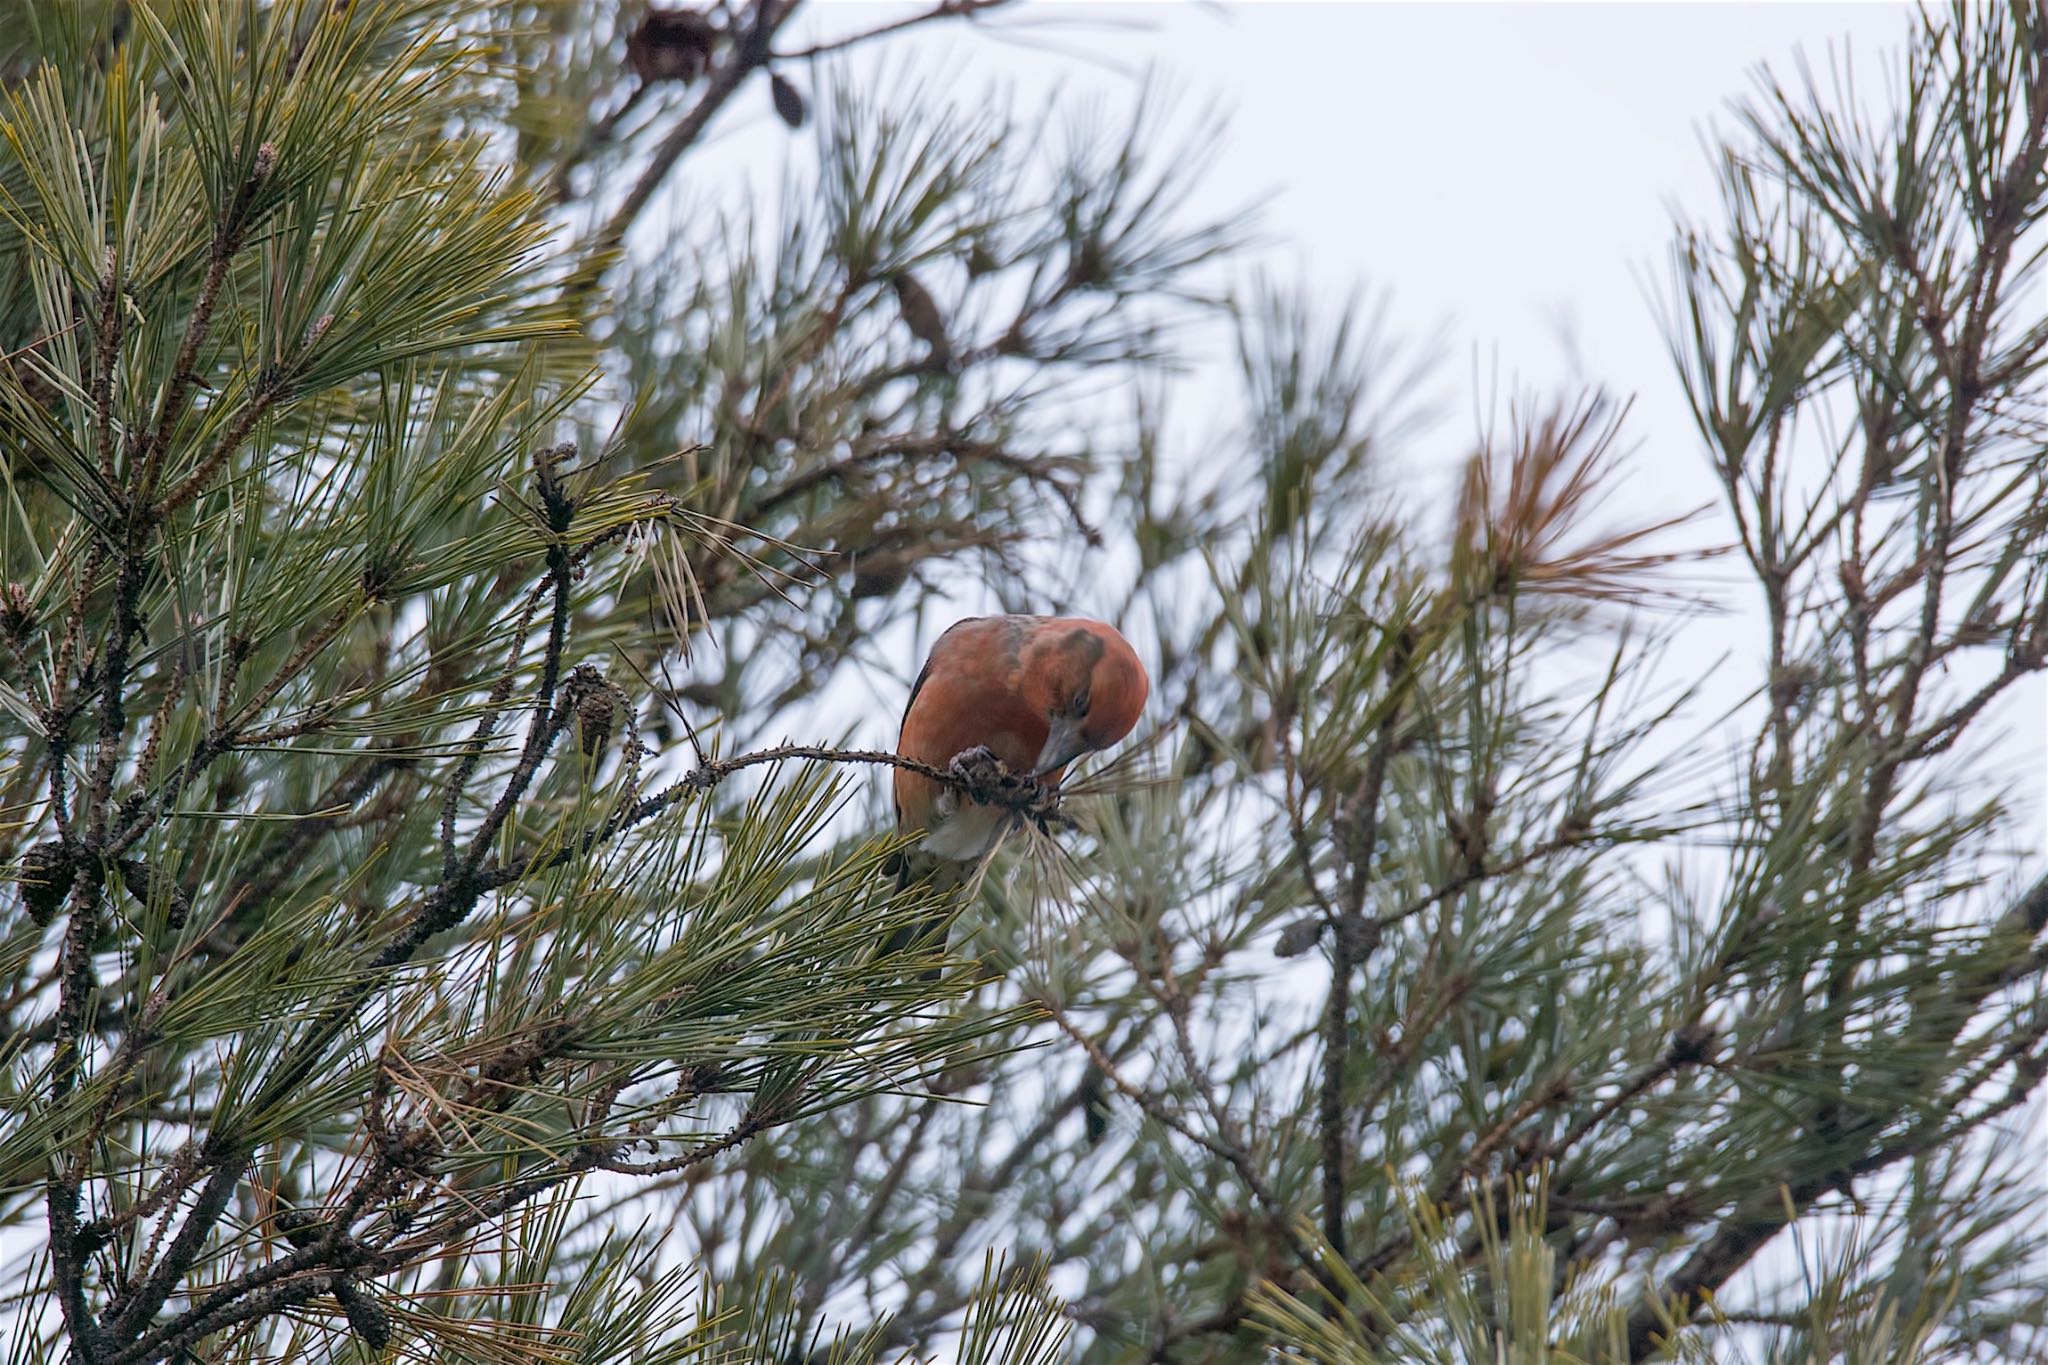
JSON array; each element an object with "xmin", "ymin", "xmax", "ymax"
[{"xmin": 626, "ymin": 7, "xmax": 717, "ymax": 84}]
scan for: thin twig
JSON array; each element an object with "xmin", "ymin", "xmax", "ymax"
[
  {"xmin": 572, "ymin": 0, "xmax": 803, "ymax": 300},
  {"xmin": 772, "ymin": 0, "xmax": 1004, "ymax": 61}
]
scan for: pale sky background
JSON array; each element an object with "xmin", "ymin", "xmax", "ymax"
[
  {"xmin": 658, "ymin": 0, "xmax": 2045, "ymax": 842},
  {"xmin": 808, "ymin": 2, "xmax": 2047, "ymax": 1315},
  {"xmin": 616, "ymin": 1, "xmax": 2048, "ymax": 1329},
  {"xmin": 661, "ymin": 0, "xmax": 2048, "ymax": 1191}
]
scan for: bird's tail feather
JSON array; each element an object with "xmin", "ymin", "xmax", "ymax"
[{"xmin": 878, "ymin": 846, "xmax": 990, "ymax": 980}]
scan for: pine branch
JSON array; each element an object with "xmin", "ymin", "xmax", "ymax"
[
  {"xmin": 1316, "ymin": 710, "xmax": 1396, "ymax": 1267},
  {"xmin": 1623, "ymin": 871, "xmax": 2048, "ymax": 1357},
  {"xmin": 572, "ymin": 0, "xmax": 804, "ymax": 299},
  {"xmin": 771, "ymin": 0, "xmax": 1007, "ymax": 62}
]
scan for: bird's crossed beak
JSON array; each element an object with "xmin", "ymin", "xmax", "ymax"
[{"xmin": 1030, "ymin": 715, "xmax": 1089, "ymax": 780}]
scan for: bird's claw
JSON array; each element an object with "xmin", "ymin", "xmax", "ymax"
[
  {"xmin": 946, "ymin": 745, "xmax": 1062, "ymax": 823},
  {"xmin": 948, "ymin": 745, "xmax": 1006, "ymax": 788}
]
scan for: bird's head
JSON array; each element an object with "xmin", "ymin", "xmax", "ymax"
[{"xmin": 1019, "ymin": 619, "xmax": 1149, "ymax": 780}]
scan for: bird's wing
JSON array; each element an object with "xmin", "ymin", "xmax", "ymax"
[
  {"xmin": 900, "ymin": 653, "xmax": 935, "ymax": 731},
  {"xmin": 895, "ymin": 653, "xmax": 935, "ymax": 834},
  {"xmin": 899, "ymin": 616, "xmax": 987, "ymax": 730}
]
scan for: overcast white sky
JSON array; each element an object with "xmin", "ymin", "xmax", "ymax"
[
  {"xmin": 655, "ymin": 3, "xmax": 2043, "ymax": 849},
  {"xmin": 664, "ymin": 1, "xmax": 2043, "ymax": 1313}
]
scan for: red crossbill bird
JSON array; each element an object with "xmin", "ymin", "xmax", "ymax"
[{"xmin": 885, "ymin": 615, "xmax": 1149, "ymax": 961}]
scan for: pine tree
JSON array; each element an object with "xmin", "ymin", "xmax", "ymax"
[
  {"xmin": 0, "ymin": 0, "xmax": 1122, "ymax": 1358},
  {"xmin": 1, "ymin": 3, "xmax": 2043, "ymax": 1364}
]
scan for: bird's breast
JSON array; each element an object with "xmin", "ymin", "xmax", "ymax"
[{"xmin": 920, "ymin": 802, "xmax": 1010, "ymax": 862}]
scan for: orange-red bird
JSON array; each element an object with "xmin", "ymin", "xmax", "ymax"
[{"xmin": 886, "ymin": 616, "xmax": 1147, "ymax": 961}]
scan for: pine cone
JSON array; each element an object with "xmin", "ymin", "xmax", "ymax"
[
  {"xmin": 770, "ymin": 71, "xmax": 806, "ymax": 128},
  {"xmin": 0, "ymin": 581, "xmax": 32, "ymax": 639},
  {"xmin": 577, "ymin": 687, "xmax": 617, "ymax": 756},
  {"xmin": 19, "ymin": 841, "xmax": 73, "ymax": 926},
  {"xmin": 626, "ymin": 7, "xmax": 716, "ymax": 84},
  {"xmin": 335, "ymin": 1278, "xmax": 392, "ymax": 1351}
]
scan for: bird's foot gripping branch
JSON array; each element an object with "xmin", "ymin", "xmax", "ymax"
[{"xmin": 941, "ymin": 744, "xmax": 1071, "ymax": 833}]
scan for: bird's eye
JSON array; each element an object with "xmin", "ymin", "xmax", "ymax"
[{"xmin": 1070, "ymin": 687, "xmax": 1091, "ymax": 716}]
